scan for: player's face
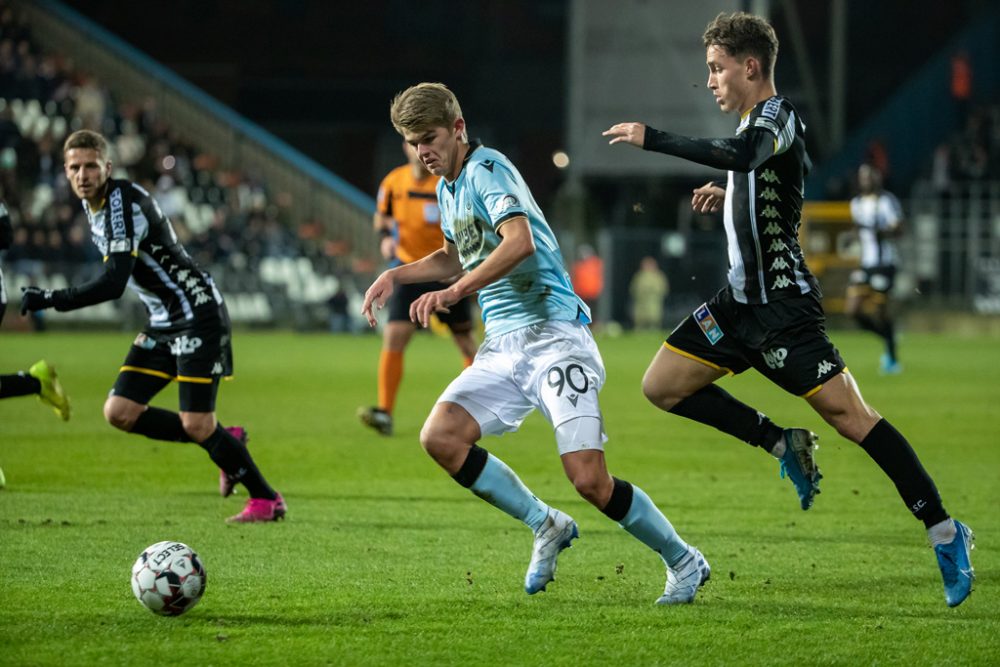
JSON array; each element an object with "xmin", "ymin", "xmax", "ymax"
[
  {"xmin": 64, "ymin": 147, "xmax": 111, "ymax": 205},
  {"xmin": 706, "ymin": 45, "xmax": 751, "ymax": 114},
  {"xmin": 403, "ymin": 118, "xmax": 466, "ymax": 181}
]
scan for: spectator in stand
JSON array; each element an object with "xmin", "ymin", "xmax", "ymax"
[{"xmin": 571, "ymin": 244, "xmax": 603, "ymax": 323}]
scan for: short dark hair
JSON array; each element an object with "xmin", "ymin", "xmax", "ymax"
[
  {"xmin": 703, "ymin": 12, "xmax": 779, "ymax": 79},
  {"xmin": 63, "ymin": 129, "xmax": 111, "ymax": 159}
]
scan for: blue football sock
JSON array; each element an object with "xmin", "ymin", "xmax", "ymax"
[
  {"xmin": 470, "ymin": 454, "xmax": 550, "ymax": 532},
  {"xmin": 619, "ymin": 485, "xmax": 689, "ymax": 567}
]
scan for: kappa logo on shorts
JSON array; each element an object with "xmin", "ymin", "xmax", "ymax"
[
  {"xmin": 169, "ymin": 335, "xmax": 203, "ymax": 356},
  {"xmin": 816, "ymin": 360, "xmax": 835, "ymax": 378},
  {"xmin": 694, "ymin": 304, "xmax": 724, "ymax": 345},
  {"xmin": 211, "ymin": 362, "xmax": 224, "ymax": 376}
]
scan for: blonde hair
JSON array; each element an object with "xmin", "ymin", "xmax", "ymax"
[
  {"xmin": 390, "ymin": 82, "xmax": 466, "ymax": 140},
  {"xmin": 63, "ymin": 129, "xmax": 111, "ymax": 160}
]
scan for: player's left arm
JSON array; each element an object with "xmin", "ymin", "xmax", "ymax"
[
  {"xmin": 604, "ymin": 121, "xmax": 775, "ymax": 173},
  {"xmin": 21, "ymin": 251, "xmax": 135, "ymax": 314}
]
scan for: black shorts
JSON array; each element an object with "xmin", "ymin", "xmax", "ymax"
[
  {"xmin": 388, "ymin": 281, "xmax": 474, "ymax": 331},
  {"xmin": 665, "ymin": 287, "xmax": 845, "ymax": 397},
  {"xmin": 848, "ymin": 266, "xmax": 896, "ymax": 294},
  {"xmin": 112, "ymin": 307, "xmax": 234, "ymax": 412}
]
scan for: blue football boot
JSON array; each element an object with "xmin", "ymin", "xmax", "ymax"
[
  {"xmin": 934, "ymin": 519, "xmax": 975, "ymax": 607},
  {"xmin": 524, "ymin": 509, "xmax": 578, "ymax": 594},
  {"xmin": 778, "ymin": 429, "xmax": 822, "ymax": 510}
]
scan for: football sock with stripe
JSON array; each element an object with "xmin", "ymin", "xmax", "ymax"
[
  {"xmin": 858, "ymin": 418, "xmax": 948, "ymax": 528},
  {"xmin": 198, "ymin": 424, "xmax": 277, "ymax": 500},
  {"xmin": 0, "ymin": 372, "xmax": 41, "ymax": 398},
  {"xmin": 452, "ymin": 444, "xmax": 549, "ymax": 532},
  {"xmin": 130, "ymin": 406, "xmax": 190, "ymax": 442},
  {"xmin": 602, "ymin": 477, "xmax": 689, "ymax": 567},
  {"xmin": 669, "ymin": 384, "xmax": 784, "ymax": 451}
]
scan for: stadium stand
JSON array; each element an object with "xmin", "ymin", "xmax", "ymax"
[{"xmin": 0, "ymin": 0, "xmax": 375, "ymax": 331}]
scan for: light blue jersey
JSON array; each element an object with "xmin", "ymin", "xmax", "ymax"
[{"xmin": 437, "ymin": 143, "xmax": 590, "ymax": 338}]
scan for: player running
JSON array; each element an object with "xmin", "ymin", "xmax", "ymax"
[
  {"xmin": 19, "ymin": 130, "xmax": 285, "ymax": 523},
  {"xmin": 846, "ymin": 164, "xmax": 904, "ymax": 373},
  {"xmin": 363, "ymin": 83, "xmax": 708, "ymax": 604},
  {"xmin": 603, "ymin": 11, "xmax": 973, "ymax": 607}
]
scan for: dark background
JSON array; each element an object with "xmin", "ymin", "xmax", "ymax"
[{"xmin": 61, "ymin": 0, "xmax": 989, "ymax": 211}]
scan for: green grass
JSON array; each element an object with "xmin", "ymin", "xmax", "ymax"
[{"xmin": 1, "ymin": 329, "xmax": 997, "ymax": 666}]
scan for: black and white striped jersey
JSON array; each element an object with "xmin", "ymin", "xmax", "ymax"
[
  {"xmin": 83, "ymin": 179, "xmax": 223, "ymax": 329},
  {"xmin": 850, "ymin": 191, "xmax": 902, "ymax": 268},
  {"xmin": 723, "ymin": 96, "xmax": 818, "ymax": 304}
]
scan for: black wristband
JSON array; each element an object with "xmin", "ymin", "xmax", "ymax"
[{"xmin": 378, "ymin": 228, "xmax": 392, "ymax": 239}]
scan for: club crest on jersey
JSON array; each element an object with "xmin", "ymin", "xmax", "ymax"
[
  {"xmin": 109, "ymin": 187, "xmax": 126, "ymax": 239},
  {"xmin": 694, "ymin": 304, "xmax": 724, "ymax": 345},
  {"xmin": 492, "ymin": 194, "xmax": 520, "ymax": 217}
]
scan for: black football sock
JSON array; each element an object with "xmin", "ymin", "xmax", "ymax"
[
  {"xmin": 130, "ymin": 407, "xmax": 190, "ymax": 442},
  {"xmin": 883, "ymin": 319, "xmax": 898, "ymax": 362},
  {"xmin": 600, "ymin": 477, "xmax": 634, "ymax": 521},
  {"xmin": 198, "ymin": 424, "xmax": 277, "ymax": 500},
  {"xmin": 451, "ymin": 444, "xmax": 489, "ymax": 488},
  {"xmin": 0, "ymin": 372, "xmax": 41, "ymax": 398},
  {"xmin": 669, "ymin": 384, "xmax": 784, "ymax": 451},
  {"xmin": 858, "ymin": 419, "xmax": 948, "ymax": 528},
  {"xmin": 854, "ymin": 313, "xmax": 882, "ymax": 336}
]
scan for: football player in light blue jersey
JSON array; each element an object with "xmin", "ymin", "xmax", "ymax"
[
  {"xmin": 434, "ymin": 139, "xmax": 586, "ymax": 337},
  {"xmin": 362, "ymin": 82, "xmax": 708, "ymax": 604}
]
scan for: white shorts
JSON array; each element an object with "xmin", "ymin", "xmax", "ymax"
[{"xmin": 436, "ymin": 319, "xmax": 608, "ymax": 454}]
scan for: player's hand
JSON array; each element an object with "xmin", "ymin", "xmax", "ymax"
[
  {"xmin": 361, "ymin": 271, "xmax": 395, "ymax": 327},
  {"xmin": 409, "ymin": 287, "xmax": 459, "ymax": 329},
  {"xmin": 20, "ymin": 286, "xmax": 54, "ymax": 315},
  {"xmin": 379, "ymin": 236, "xmax": 397, "ymax": 261},
  {"xmin": 602, "ymin": 122, "xmax": 646, "ymax": 148},
  {"xmin": 691, "ymin": 182, "xmax": 726, "ymax": 214}
]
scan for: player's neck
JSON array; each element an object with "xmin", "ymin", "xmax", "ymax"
[
  {"xmin": 446, "ymin": 142, "xmax": 470, "ymax": 182},
  {"xmin": 740, "ymin": 82, "xmax": 778, "ymax": 116}
]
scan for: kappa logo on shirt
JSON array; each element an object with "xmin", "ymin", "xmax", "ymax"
[{"xmin": 694, "ymin": 304, "xmax": 724, "ymax": 345}]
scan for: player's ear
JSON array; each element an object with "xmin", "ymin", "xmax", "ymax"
[
  {"xmin": 454, "ymin": 117, "xmax": 466, "ymax": 141},
  {"xmin": 745, "ymin": 56, "xmax": 761, "ymax": 80}
]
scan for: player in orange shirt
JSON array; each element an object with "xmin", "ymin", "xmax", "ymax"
[{"xmin": 359, "ymin": 143, "xmax": 477, "ymax": 435}]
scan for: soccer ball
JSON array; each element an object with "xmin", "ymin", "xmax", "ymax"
[{"xmin": 130, "ymin": 541, "xmax": 207, "ymax": 616}]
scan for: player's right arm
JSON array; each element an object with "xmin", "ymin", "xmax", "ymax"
[
  {"xmin": 604, "ymin": 121, "xmax": 774, "ymax": 173},
  {"xmin": 21, "ymin": 251, "xmax": 134, "ymax": 314},
  {"xmin": 373, "ymin": 210, "xmax": 398, "ymax": 261},
  {"xmin": 361, "ymin": 240, "xmax": 462, "ymax": 327}
]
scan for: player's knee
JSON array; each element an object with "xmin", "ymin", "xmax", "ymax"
[
  {"xmin": 641, "ymin": 371, "xmax": 680, "ymax": 410},
  {"xmin": 180, "ymin": 415, "xmax": 215, "ymax": 443},
  {"xmin": 570, "ymin": 469, "xmax": 611, "ymax": 506},
  {"xmin": 104, "ymin": 397, "xmax": 138, "ymax": 431},
  {"xmin": 419, "ymin": 421, "xmax": 460, "ymax": 467}
]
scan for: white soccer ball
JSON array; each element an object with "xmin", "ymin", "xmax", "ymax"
[{"xmin": 130, "ymin": 541, "xmax": 207, "ymax": 616}]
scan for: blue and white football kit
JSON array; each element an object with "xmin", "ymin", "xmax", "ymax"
[
  {"xmin": 428, "ymin": 142, "xmax": 698, "ymax": 601},
  {"xmin": 434, "ymin": 143, "xmax": 603, "ymax": 452}
]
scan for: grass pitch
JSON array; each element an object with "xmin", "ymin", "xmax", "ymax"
[{"xmin": 1, "ymin": 329, "xmax": 997, "ymax": 665}]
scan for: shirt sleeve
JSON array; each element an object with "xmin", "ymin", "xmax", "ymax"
[
  {"xmin": 470, "ymin": 159, "xmax": 528, "ymax": 229},
  {"xmin": 643, "ymin": 125, "xmax": 775, "ymax": 173}
]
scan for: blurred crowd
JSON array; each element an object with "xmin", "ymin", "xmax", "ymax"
[
  {"xmin": 929, "ymin": 101, "xmax": 1000, "ymax": 191},
  {"xmin": 0, "ymin": 1, "xmax": 356, "ymax": 295}
]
